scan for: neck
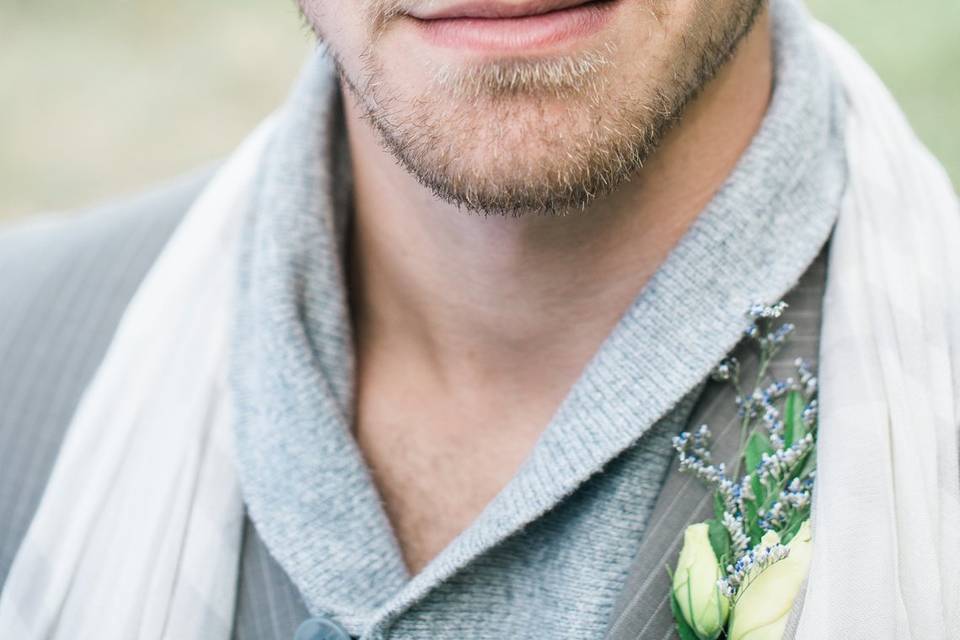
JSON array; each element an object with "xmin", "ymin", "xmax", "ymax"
[{"xmin": 346, "ymin": 11, "xmax": 773, "ymax": 403}]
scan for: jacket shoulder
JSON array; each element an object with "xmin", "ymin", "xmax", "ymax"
[
  {"xmin": 0, "ymin": 166, "xmax": 214, "ymax": 586},
  {"xmin": 0, "ymin": 167, "xmax": 214, "ymax": 286}
]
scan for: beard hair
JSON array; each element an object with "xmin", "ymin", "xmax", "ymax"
[{"xmin": 326, "ymin": 0, "xmax": 765, "ymax": 217}]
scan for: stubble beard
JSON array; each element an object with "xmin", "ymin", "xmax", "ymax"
[{"xmin": 323, "ymin": 1, "xmax": 765, "ymax": 217}]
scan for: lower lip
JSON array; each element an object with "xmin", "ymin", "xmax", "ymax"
[{"xmin": 410, "ymin": 1, "xmax": 618, "ymax": 52}]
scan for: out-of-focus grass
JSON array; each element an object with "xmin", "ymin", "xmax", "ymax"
[
  {"xmin": 0, "ymin": 0, "xmax": 311, "ymax": 218},
  {"xmin": 808, "ymin": 0, "xmax": 960, "ymax": 191},
  {"xmin": 1, "ymin": 1, "xmax": 956, "ymax": 219}
]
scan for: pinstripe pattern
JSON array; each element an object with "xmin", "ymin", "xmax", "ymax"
[
  {"xmin": 0, "ymin": 170, "xmax": 307, "ymax": 640},
  {"xmin": 604, "ymin": 251, "xmax": 828, "ymax": 640},
  {"xmin": 234, "ymin": 519, "xmax": 308, "ymax": 639}
]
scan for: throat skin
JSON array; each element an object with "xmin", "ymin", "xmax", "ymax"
[{"xmin": 345, "ymin": 10, "xmax": 773, "ymax": 575}]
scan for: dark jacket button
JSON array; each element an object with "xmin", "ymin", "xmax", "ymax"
[{"xmin": 293, "ymin": 615, "xmax": 352, "ymax": 640}]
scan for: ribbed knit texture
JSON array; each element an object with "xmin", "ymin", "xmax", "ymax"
[{"xmin": 229, "ymin": 1, "xmax": 847, "ymax": 638}]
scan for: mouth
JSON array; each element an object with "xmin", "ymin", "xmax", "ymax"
[{"xmin": 404, "ymin": 0, "xmax": 620, "ymax": 53}]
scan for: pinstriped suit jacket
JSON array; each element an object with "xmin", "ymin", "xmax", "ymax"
[{"xmin": 0, "ymin": 171, "xmax": 827, "ymax": 639}]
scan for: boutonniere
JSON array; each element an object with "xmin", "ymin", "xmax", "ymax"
[{"xmin": 668, "ymin": 302, "xmax": 818, "ymax": 640}]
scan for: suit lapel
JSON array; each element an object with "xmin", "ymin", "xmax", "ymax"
[
  {"xmin": 233, "ymin": 517, "xmax": 310, "ymax": 640},
  {"xmin": 604, "ymin": 340, "xmax": 760, "ymax": 640},
  {"xmin": 605, "ymin": 249, "xmax": 827, "ymax": 640}
]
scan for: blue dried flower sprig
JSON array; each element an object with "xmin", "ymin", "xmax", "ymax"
[{"xmin": 670, "ymin": 301, "xmax": 819, "ymax": 614}]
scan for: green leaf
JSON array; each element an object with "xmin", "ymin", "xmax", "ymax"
[
  {"xmin": 782, "ymin": 390, "xmax": 805, "ymax": 447},
  {"xmin": 784, "ymin": 449, "xmax": 816, "ymax": 490},
  {"xmin": 707, "ymin": 518, "xmax": 731, "ymax": 564},
  {"xmin": 779, "ymin": 511, "xmax": 809, "ymax": 545},
  {"xmin": 670, "ymin": 589, "xmax": 702, "ymax": 640},
  {"xmin": 744, "ymin": 432, "xmax": 774, "ymax": 474},
  {"xmin": 713, "ymin": 491, "xmax": 726, "ymax": 522},
  {"xmin": 743, "ymin": 500, "xmax": 764, "ymax": 545},
  {"xmin": 751, "ymin": 474, "xmax": 766, "ymax": 507},
  {"xmin": 797, "ymin": 448, "xmax": 817, "ymax": 479}
]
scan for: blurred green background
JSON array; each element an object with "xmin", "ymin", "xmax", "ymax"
[{"xmin": 1, "ymin": 0, "xmax": 957, "ymax": 219}]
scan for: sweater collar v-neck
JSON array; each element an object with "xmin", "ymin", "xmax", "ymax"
[{"xmin": 231, "ymin": 0, "xmax": 847, "ymax": 633}]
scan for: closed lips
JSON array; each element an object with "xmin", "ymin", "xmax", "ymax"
[
  {"xmin": 405, "ymin": 0, "xmax": 619, "ymax": 52},
  {"xmin": 408, "ymin": 0, "xmax": 606, "ymax": 21}
]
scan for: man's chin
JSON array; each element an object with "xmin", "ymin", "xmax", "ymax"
[
  {"xmin": 347, "ymin": 54, "xmax": 661, "ymax": 216},
  {"xmin": 368, "ymin": 106, "xmax": 653, "ymax": 216},
  {"xmin": 393, "ymin": 155, "xmax": 616, "ymax": 217}
]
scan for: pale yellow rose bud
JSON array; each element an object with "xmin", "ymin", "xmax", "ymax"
[
  {"xmin": 728, "ymin": 520, "xmax": 814, "ymax": 640},
  {"xmin": 672, "ymin": 522, "xmax": 730, "ymax": 640}
]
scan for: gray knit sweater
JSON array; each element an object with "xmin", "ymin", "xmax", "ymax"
[{"xmin": 227, "ymin": 0, "xmax": 847, "ymax": 638}]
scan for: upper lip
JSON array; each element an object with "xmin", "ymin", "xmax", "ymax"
[{"xmin": 407, "ymin": 0, "xmax": 595, "ymax": 20}]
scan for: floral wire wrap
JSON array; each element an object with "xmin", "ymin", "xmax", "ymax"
[{"xmin": 671, "ymin": 302, "xmax": 818, "ymax": 613}]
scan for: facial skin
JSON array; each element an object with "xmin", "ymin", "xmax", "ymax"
[{"xmin": 297, "ymin": 0, "xmax": 765, "ymax": 216}]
